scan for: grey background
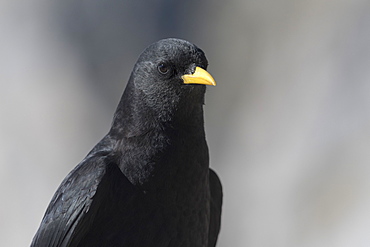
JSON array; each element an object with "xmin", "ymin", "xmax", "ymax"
[{"xmin": 2, "ymin": 0, "xmax": 370, "ymax": 246}]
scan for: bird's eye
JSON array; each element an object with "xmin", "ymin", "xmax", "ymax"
[{"xmin": 157, "ymin": 63, "xmax": 170, "ymax": 75}]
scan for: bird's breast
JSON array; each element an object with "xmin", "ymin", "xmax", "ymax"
[{"xmin": 116, "ymin": 128, "xmax": 211, "ymax": 246}]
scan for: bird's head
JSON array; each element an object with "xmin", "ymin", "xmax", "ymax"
[
  {"xmin": 127, "ymin": 38, "xmax": 216, "ymax": 122},
  {"xmin": 112, "ymin": 38, "xmax": 216, "ymax": 136}
]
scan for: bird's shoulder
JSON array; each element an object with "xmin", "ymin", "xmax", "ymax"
[
  {"xmin": 31, "ymin": 137, "xmax": 137, "ymax": 247},
  {"xmin": 208, "ymin": 168, "xmax": 223, "ymax": 247},
  {"xmin": 45, "ymin": 151, "xmax": 110, "ymax": 217}
]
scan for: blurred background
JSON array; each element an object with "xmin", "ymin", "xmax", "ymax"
[{"xmin": 1, "ymin": 0, "xmax": 370, "ymax": 246}]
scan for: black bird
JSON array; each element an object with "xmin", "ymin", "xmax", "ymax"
[{"xmin": 31, "ymin": 38, "xmax": 222, "ymax": 247}]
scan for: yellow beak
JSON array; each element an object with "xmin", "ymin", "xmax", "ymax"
[{"xmin": 182, "ymin": 67, "xmax": 216, "ymax": 86}]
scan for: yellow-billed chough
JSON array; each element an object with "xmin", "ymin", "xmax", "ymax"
[{"xmin": 31, "ymin": 38, "xmax": 222, "ymax": 247}]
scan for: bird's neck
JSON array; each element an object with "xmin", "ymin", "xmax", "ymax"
[
  {"xmin": 110, "ymin": 83, "xmax": 205, "ymax": 137},
  {"xmin": 107, "ymin": 86, "xmax": 208, "ymax": 198}
]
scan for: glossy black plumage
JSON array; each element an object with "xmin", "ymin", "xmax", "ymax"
[{"xmin": 31, "ymin": 38, "xmax": 222, "ymax": 247}]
